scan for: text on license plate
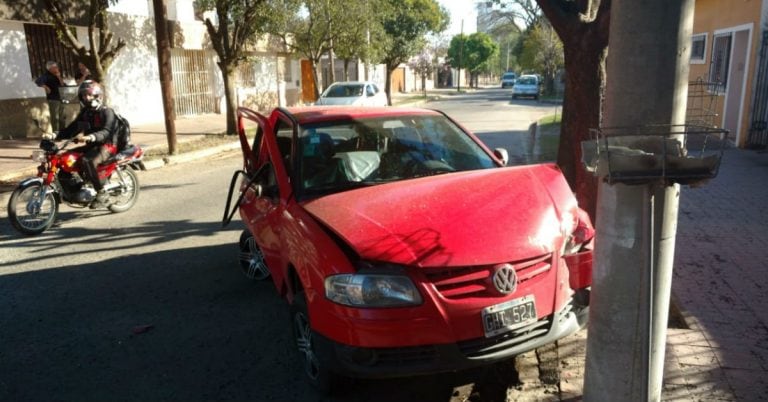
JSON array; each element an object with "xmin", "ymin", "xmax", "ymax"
[{"xmin": 482, "ymin": 295, "xmax": 537, "ymax": 338}]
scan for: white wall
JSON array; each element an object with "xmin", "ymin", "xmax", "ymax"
[
  {"xmin": 0, "ymin": 20, "xmax": 43, "ymax": 100},
  {"xmin": 101, "ymin": 12, "xmax": 164, "ymax": 125},
  {"xmin": 108, "ymin": 0, "xmax": 150, "ymax": 17}
]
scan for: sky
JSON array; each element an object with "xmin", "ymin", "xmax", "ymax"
[{"xmin": 437, "ymin": 0, "xmax": 478, "ymax": 36}]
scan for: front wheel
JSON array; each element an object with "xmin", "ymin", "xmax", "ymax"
[
  {"xmin": 291, "ymin": 291, "xmax": 340, "ymax": 395},
  {"xmin": 108, "ymin": 168, "xmax": 139, "ymax": 213},
  {"xmin": 8, "ymin": 182, "xmax": 59, "ymax": 235}
]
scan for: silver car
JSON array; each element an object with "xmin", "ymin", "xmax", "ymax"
[
  {"xmin": 512, "ymin": 75, "xmax": 540, "ymax": 100},
  {"xmin": 315, "ymin": 81, "xmax": 388, "ymax": 107}
]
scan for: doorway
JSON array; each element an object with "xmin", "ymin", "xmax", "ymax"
[{"xmin": 717, "ymin": 25, "xmax": 753, "ymax": 145}]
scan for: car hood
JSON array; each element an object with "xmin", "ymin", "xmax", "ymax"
[{"xmin": 302, "ymin": 165, "xmax": 577, "ymax": 267}]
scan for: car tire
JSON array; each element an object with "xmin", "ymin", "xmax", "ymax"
[
  {"xmin": 238, "ymin": 230, "xmax": 271, "ymax": 280},
  {"xmin": 290, "ymin": 291, "xmax": 339, "ymax": 395}
]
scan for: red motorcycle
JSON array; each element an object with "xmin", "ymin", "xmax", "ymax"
[{"xmin": 7, "ymin": 138, "xmax": 145, "ymax": 235}]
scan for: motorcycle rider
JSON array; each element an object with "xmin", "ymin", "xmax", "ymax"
[{"xmin": 42, "ymin": 80, "xmax": 118, "ymax": 208}]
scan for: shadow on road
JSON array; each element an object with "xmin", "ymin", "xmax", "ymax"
[{"xmin": 0, "ymin": 218, "xmax": 528, "ymax": 401}]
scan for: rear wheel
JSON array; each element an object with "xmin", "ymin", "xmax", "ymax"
[
  {"xmin": 108, "ymin": 168, "xmax": 139, "ymax": 213},
  {"xmin": 291, "ymin": 291, "xmax": 339, "ymax": 394},
  {"xmin": 238, "ymin": 230, "xmax": 271, "ymax": 280},
  {"xmin": 7, "ymin": 182, "xmax": 58, "ymax": 235}
]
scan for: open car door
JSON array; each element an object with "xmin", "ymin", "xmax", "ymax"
[{"xmin": 222, "ymin": 107, "xmax": 271, "ymax": 227}]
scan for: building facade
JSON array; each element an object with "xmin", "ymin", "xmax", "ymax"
[
  {"xmin": 0, "ymin": 0, "xmax": 301, "ymax": 138},
  {"xmin": 689, "ymin": 0, "xmax": 768, "ymax": 148}
]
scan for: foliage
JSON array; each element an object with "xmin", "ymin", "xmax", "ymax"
[
  {"xmin": 377, "ymin": 0, "xmax": 448, "ymax": 102},
  {"xmin": 332, "ymin": 0, "xmax": 386, "ymax": 68},
  {"xmin": 40, "ymin": 0, "xmax": 126, "ymax": 86},
  {"xmin": 195, "ymin": 0, "xmax": 272, "ymax": 134},
  {"xmin": 519, "ymin": 19, "xmax": 562, "ymax": 94},
  {"xmin": 484, "ymin": 0, "xmax": 541, "ymax": 32},
  {"xmin": 447, "ymin": 32, "xmax": 498, "ymax": 74}
]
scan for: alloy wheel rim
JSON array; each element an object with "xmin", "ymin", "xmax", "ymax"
[
  {"xmin": 294, "ymin": 312, "xmax": 320, "ymax": 380},
  {"xmin": 239, "ymin": 237, "xmax": 270, "ymax": 280}
]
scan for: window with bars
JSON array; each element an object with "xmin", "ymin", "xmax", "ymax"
[
  {"xmin": 24, "ymin": 23, "xmax": 79, "ymax": 80},
  {"xmin": 691, "ymin": 33, "xmax": 706, "ymax": 64},
  {"xmin": 709, "ymin": 33, "xmax": 732, "ymax": 92}
]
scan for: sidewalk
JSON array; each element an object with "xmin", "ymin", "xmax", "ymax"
[{"xmin": 0, "ymin": 113, "xmax": 229, "ymax": 184}]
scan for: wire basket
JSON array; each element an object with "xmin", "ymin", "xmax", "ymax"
[{"xmin": 582, "ymin": 124, "xmax": 728, "ymax": 185}]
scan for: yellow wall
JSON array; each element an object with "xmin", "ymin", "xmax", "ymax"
[{"xmin": 689, "ymin": 0, "xmax": 763, "ymax": 146}]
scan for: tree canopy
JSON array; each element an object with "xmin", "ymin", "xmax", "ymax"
[
  {"xmin": 447, "ymin": 32, "xmax": 499, "ymax": 74},
  {"xmin": 195, "ymin": 0, "xmax": 272, "ymax": 134},
  {"xmin": 377, "ymin": 0, "xmax": 449, "ymax": 103}
]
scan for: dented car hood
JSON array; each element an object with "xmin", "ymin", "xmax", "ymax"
[{"xmin": 302, "ymin": 165, "xmax": 577, "ymax": 267}]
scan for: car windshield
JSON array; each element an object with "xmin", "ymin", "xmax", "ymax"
[
  {"xmin": 516, "ymin": 76, "xmax": 537, "ymax": 85},
  {"xmin": 502, "ymin": 73, "xmax": 515, "ymax": 79},
  {"xmin": 323, "ymin": 84, "xmax": 364, "ymax": 98},
  {"xmin": 296, "ymin": 115, "xmax": 497, "ymax": 198}
]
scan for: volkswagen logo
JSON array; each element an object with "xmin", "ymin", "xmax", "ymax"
[{"xmin": 492, "ymin": 264, "xmax": 518, "ymax": 294}]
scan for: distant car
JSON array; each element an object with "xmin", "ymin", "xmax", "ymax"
[
  {"xmin": 500, "ymin": 72, "xmax": 516, "ymax": 88},
  {"xmin": 227, "ymin": 105, "xmax": 595, "ymax": 392},
  {"xmin": 512, "ymin": 74, "xmax": 540, "ymax": 100},
  {"xmin": 315, "ymin": 81, "xmax": 388, "ymax": 107}
]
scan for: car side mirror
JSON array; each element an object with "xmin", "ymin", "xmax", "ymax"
[{"xmin": 494, "ymin": 148, "xmax": 509, "ymax": 166}]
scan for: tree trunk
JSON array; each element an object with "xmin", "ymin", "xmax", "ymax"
[
  {"xmin": 328, "ymin": 47, "xmax": 335, "ymax": 85},
  {"xmin": 220, "ymin": 63, "xmax": 237, "ymax": 135},
  {"xmin": 310, "ymin": 58, "xmax": 322, "ymax": 100},
  {"xmin": 343, "ymin": 59, "xmax": 351, "ymax": 81},
  {"xmin": 556, "ymin": 40, "xmax": 607, "ymax": 220},
  {"xmin": 384, "ymin": 66, "xmax": 394, "ymax": 106}
]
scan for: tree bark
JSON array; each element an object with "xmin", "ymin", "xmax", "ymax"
[
  {"xmin": 384, "ymin": 65, "xmax": 394, "ymax": 106},
  {"xmin": 220, "ymin": 64, "xmax": 237, "ymax": 135},
  {"xmin": 538, "ymin": 0, "xmax": 610, "ymax": 221},
  {"xmin": 310, "ymin": 58, "xmax": 322, "ymax": 100},
  {"xmin": 557, "ymin": 42, "xmax": 606, "ymax": 219}
]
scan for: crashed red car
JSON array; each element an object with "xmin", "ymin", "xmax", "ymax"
[{"xmin": 225, "ymin": 106, "xmax": 594, "ymax": 391}]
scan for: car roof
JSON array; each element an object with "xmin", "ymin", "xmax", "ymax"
[
  {"xmin": 283, "ymin": 106, "xmax": 442, "ymax": 125},
  {"xmin": 326, "ymin": 81, "xmax": 375, "ymax": 86}
]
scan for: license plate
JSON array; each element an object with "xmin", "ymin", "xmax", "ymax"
[{"xmin": 482, "ymin": 295, "xmax": 537, "ymax": 337}]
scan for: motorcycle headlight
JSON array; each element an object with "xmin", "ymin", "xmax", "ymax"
[
  {"xmin": 31, "ymin": 150, "xmax": 46, "ymax": 163},
  {"xmin": 325, "ymin": 272, "xmax": 422, "ymax": 308}
]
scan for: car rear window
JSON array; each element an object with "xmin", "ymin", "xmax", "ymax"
[
  {"xmin": 516, "ymin": 76, "xmax": 537, "ymax": 85},
  {"xmin": 324, "ymin": 84, "xmax": 364, "ymax": 98}
]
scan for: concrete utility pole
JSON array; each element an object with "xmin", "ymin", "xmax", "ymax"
[
  {"xmin": 583, "ymin": 1, "xmax": 694, "ymax": 401},
  {"xmin": 152, "ymin": 0, "xmax": 177, "ymax": 155},
  {"xmin": 458, "ymin": 19, "xmax": 463, "ymax": 92}
]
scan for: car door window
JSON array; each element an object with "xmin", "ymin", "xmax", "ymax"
[{"xmin": 366, "ymin": 85, "xmax": 376, "ymax": 97}]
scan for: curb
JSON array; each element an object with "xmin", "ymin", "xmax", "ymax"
[{"xmin": 141, "ymin": 141, "xmax": 240, "ymax": 170}]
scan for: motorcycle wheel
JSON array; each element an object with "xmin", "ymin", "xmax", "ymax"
[
  {"xmin": 108, "ymin": 168, "xmax": 139, "ymax": 213},
  {"xmin": 7, "ymin": 182, "xmax": 59, "ymax": 235}
]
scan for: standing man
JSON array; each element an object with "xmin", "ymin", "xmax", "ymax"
[{"xmin": 35, "ymin": 61, "xmax": 65, "ymax": 132}]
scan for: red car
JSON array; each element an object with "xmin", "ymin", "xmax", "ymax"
[{"xmin": 225, "ymin": 106, "xmax": 594, "ymax": 391}]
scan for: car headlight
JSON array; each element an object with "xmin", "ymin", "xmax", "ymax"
[
  {"xmin": 325, "ymin": 272, "xmax": 422, "ymax": 307},
  {"xmin": 561, "ymin": 209, "xmax": 595, "ymax": 255}
]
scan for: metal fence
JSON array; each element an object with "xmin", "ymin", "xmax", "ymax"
[
  {"xmin": 747, "ymin": 30, "xmax": 768, "ymax": 149},
  {"xmin": 170, "ymin": 49, "xmax": 217, "ymax": 116}
]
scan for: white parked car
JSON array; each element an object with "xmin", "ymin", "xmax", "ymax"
[
  {"xmin": 315, "ymin": 81, "xmax": 388, "ymax": 107},
  {"xmin": 512, "ymin": 74, "xmax": 540, "ymax": 100},
  {"xmin": 500, "ymin": 72, "xmax": 516, "ymax": 88}
]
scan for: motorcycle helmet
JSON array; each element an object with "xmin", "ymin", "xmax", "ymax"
[{"xmin": 78, "ymin": 80, "xmax": 103, "ymax": 109}]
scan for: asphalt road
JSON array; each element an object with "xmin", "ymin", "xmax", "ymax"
[{"xmin": 0, "ymin": 89, "xmax": 563, "ymax": 402}]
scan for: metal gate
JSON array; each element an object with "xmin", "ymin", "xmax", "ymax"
[
  {"xmin": 170, "ymin": 49, "xmax": 217, "ymax": 116},
  {"xmin": 747, "ymin": 31, "xmax": 768, "ymax": 149}
]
